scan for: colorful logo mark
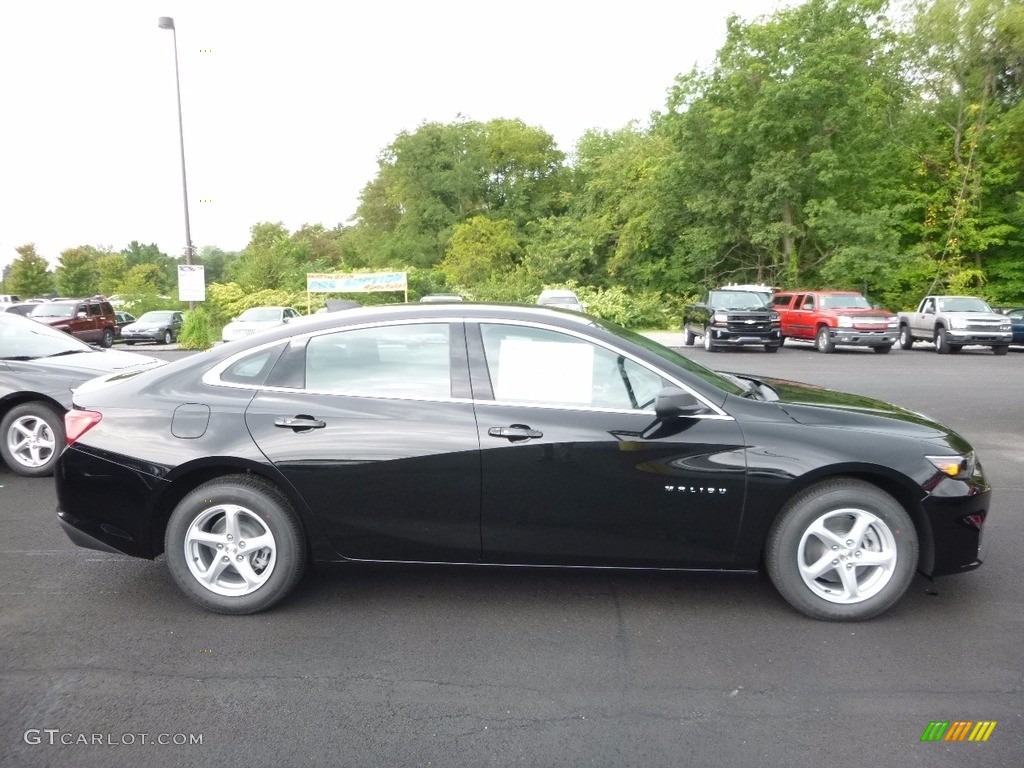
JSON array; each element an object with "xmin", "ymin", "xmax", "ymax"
[{"xmin": 921, "ymin": 721, "xmax": 997, "ymax": 742}]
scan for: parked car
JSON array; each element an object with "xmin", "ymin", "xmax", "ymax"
[
  {"xmin": 537, "ymin": 289, "xmax": 586, "ymax": 313},
  {"xmin": 1002, "ymin": 308, "xmax": 1024, "ymax": 346},
  {"xmin": 772, "ymin": 290, "xmax": 899, "ymax": 353},
  {"xmin": 0, "ymin": 313, "xmax": 161, "ymax": 476},
  {"xmin": 0, "ymin": 294, "xmax": 23, "ymax": 303},
  {"xmin": 56, "ymin": 304, "xmax": 989, "ymax": 620},
  {"xmin": 29, "ymin": 297, "xmax": 118, "ymax": 348},
  {"xmin": 114, "ymin": 311, "xmax": 137, "ymax": 338},
  {"xmin": 221, "ymin": 306, "xmax": 301, "ymax": 342},
  {"xmin": 682, "ymin": 288, "xmax": 782, "ymax": 352},
  {"xmin": 1, "ymin": 303, "xmax": 39, "ymax": 317},
  {"xmin": 897, "ymin": 296, "xmax": 1011, "ymax": 354},
  {"xmin": 121, "ymin": 310, "xmax": 184, "ymax": 345}
]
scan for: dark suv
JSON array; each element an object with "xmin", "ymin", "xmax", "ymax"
[
  {"xmin": 682, "ymin": 289, "xmax": 782, "ymax": 352},
  {"xmin": 29, "ymin": 298, "xmax": 118, "ymax": 347}
]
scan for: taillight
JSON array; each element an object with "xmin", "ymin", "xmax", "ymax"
[{"xmin": 65, "ymin": 409, "xmax": 102, "ymax": 445}]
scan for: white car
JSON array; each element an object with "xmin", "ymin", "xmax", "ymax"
[
  {"xmin": 537, "ymin": 289, "xmax": 586, "ymax": 313},
  {"xmin": 221, "ymin": 306, "xmax": 301, "ymax": 342}
]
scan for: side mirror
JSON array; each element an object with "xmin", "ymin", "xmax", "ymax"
[
  {"xmin": 654, "ymin": 387, "xmax": 707, "ymax": 419},
  {"xmin": 693, "ymin": 302, "xmax": 707, "ymax": 311}
]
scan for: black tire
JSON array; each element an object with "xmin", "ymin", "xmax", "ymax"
[
  {"xmin": 125, "ymin": 341, "xmax": 136, "ymax": 346},
  {"xmin": 872, "ymin": 344, "xmax": 893, "ymax": 354},
  {"xmin": 765, "ymin": 479, "xmax": 918, "ymax": 621},
  {"xmin": 99, "ymin": 327, "xmax": 114, "ymax": 348},
  {"xmin": 703, "ymin": 328, "xmax": 718, "ymax": 352},
  {"xmin": 992, "ymin": 345, "xmax": 1009, "ymax": 356},
  {"xmin": 164, "ymin": 475, "xmax": 307, "ymax": 615},
  {"xmin": 682, "ymin": 326, "xmax": 696, "ymax": 346},
  {"xmin": 764, "ymin": 343, "xmax": 779, "ymax": 353},
  {"xmin": 162, "ymin": 329, "xmax": 173, "ymax": 345},
  {"xmin": 898, "ymin": 325, "xmax": 914, "ymax": 350},
  {"xmin": 935, "ymin": 327, "xmax": 950, "ymax": 354},
  {"xmin": 949, "ymin": 345, "xmax": 962, "ymax": 354},
  {"xmin": 815, "ymin": 326, "xmax": 835, "ymax": 353},
  {"xmin": 0, "ymin": 402, "xmax": 65, "ymax": 477}
]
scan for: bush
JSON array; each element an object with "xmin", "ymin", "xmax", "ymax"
[{"xmin": 176, "ymin": 307, "xmax": 214, "ymax": 350}]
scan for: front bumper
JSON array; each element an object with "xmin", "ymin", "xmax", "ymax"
[
  {"xmin": 828, "ymin": 329, "xmax": 897, "ymax": 347},
  {"xmin": 920, "ymin": 468, "xmax": 991, "ymax": 577},
  {"xmin": 945, "ymin": 330, "xmax": 1012, "ymax": 345},
  {"xmin": 122, "ymin": 330, "xmax": 166, "ymax": 342},
  {"xmin": 707, "ymin": 328, "xmax": 782, "ymax": 346}
]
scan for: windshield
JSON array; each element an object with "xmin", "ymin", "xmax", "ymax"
[
  {"xmin": 937, "ymin": 297, "xmax": 992, "ymax": 313},
  {"xmin": 138, "ymin": 311, "xmax": 175, "ymax": 322},
  {"xmin": 238, "ymin": 308, "xmax": 283, "ymax": 322},
  {"xmin": 820, "ymin": 294, "xmax": 871, "ymax": 310},
  {"xmin": 708, "ymin": 291, "xmax": 768, "ymax": 310},
  {"xmin": 592, "ymin": 318, "xmax": 747, "ymax": 396},
  {"xmin": 541, "ymin": 296, "xmax": 580, "ymax": 305},
  {"xmin": 30, "ymin": 303, "xmax": 76, "ymax": 318},
  {"xmin": 0, "ymin": 314, "xmax": 93, "ymax": 359}
]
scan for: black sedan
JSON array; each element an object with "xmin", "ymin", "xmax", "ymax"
[
  {"xmin": 121, "ymin": 310, "xmax": 184, "ymax": 345},
  {"xmin": 0, "ymin": 313, "xmax": 162, "ymax": 476},
  {"xmin": 55, "ymin": 304, "xmax": 990, "ymax": 620}
]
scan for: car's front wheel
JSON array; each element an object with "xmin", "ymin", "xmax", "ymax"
[
  {"xmin": 815, "ymin": 326, "xmax": 835, "ymax": 353},
  {"xmin": 899, "ymin": 326, "xmax": 914, "ymax": 350},
  {"xmin": 703, "ymin": 328, "xmax": 718, "ymax": 352},
  {"xmin": 992, "ymin": 345, "xmax": 1009, "ymax": 356},
  {"xmin": 0, "ymin": 402, "xmax": 65, "ymax": 477},
  {"xmin": 162, "ymin": 329, "xmax": 173, "ymax": 345},
  {"xmin": 765, "ymin": 479, "xmax": 918, "ymax": 621},
  {"xmin": 872, "ymin": 344, "xmax": 893, "ymax": 354},
  {"xmin": 165, "ymin": 476, "xmax": 307, "ymax": 614}
]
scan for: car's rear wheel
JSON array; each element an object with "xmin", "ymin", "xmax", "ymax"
[
  {"xmin": 682, "ymin": 327, "xmax": 695, "ymax": 346},
  {"xmin": 898, "ymin": 326, "xmax": 914, "ymax": 349},
  {"xmin": 0, "ymin": 402, "xmax": 64, "ymax": 477},
  {"xmin": 765, "ymin": 479, "xmax": 917, "ymax": 621},
  {"xmin": 815, "ymin": 326, "xmax": 835, "ymax": 353},
  {"xmin": 99, "ymin": 328, "xmax": 114, "ymax": 348},
  {"xmin": 165, "ymin": 476, "xmax": 306, "ymax": 614}
]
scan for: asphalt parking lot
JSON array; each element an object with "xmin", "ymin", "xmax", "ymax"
[{"xmin": 1, "ymin": 340, "xmax": 1021, "ymax": 767}]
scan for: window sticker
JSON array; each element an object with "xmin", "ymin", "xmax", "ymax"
[{"xmin": 494, "ymin": 339, "xmax": 594, "ymax": 403}]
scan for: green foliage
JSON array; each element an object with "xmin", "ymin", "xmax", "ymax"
[
  {"xmin": 7, "ymin": 244, "xmax": 55, "ymax": 297},
  {"xmin": 441, "ymin": 217, "xmax": 522, "ymax": 286},
  {"xmin": 573, "ymin": 284, "xmax": 678, "ymax": 329},
  {"xmin": 55, "ymin": 246, "xmax": 101, "ymax": 297},
  {"xmin": 176, "ymin": 306, "xmax": 214, "ymax": 350}
]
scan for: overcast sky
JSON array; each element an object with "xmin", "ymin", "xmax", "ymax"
[{"xmin": 0, "ymin": 0, "xmax": 789, "ymax": 269}]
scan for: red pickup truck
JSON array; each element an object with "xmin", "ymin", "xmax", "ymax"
[{"xmin": 771, "ymin": 290, "xmax": 899, "ymax": 353}]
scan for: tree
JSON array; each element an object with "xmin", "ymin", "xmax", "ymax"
[
  {"xmin": 6, "ymin": 244, "xmax": 55, "ymax": 297},
  {"xmin": 440, "ymin": 216, "xmax": 523, "ymax": 286},
  {"xmin": 232, "ymin": 222, "xmax": 311, "ymax": 292},
  {"xmin": 651, "ymin": 0, "xmax": 909, "ymax": 295},
  {"xmin": 55, "ymin": 246, "xmax": 100, "ymax": 297}
]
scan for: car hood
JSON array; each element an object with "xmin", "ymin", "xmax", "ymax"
[
  {"xmin": 738, "ymin": 374, "xmax": 955, "ymax": 439},
  {"xmin": 21, "ymin": 350, "xmax": 164, "ymax": 377}
]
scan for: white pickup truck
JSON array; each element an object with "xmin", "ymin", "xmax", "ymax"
[{"xmin": 897, "ymin": 295, "xmax": 1012, "ymax": 354}]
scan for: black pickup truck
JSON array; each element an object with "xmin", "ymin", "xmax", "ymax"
[{"xmin": 682, "ymin": 289, "xmax": 782, "ymax": 352}]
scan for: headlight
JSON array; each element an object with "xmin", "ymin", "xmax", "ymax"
[
  {"xmin": 837, "ymin": 315, "xmax": 854, "ymax": 328},
  {"xmin": 949, "ymin": 317, "xmax": 968, "ymax": 329},
  {"xmin": 926, "ymin": 452, "xmax": 977, "ymax": 480},
  {"xmin": 769, "ymin": 312, "xmax": 780, "ymax": 324},
  {"xmin": 1000, "ymin": 322, "xmax": 1011, "ymax": 331},
  {"xmin": 713, "ymin": 311, "xmax": 728, "ymax": 323},
  {"xmin": 886, "ymin": 317, "xmax": 898, "ymax": 328}
]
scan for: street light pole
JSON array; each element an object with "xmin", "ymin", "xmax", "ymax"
[{"xmin": 158, "ymin": 16, "xmax": 195, "ymax": 293}]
